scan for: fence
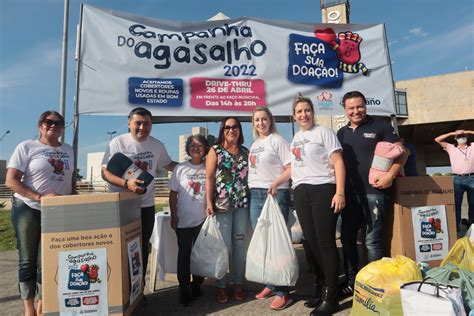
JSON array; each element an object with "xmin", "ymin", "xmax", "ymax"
[{"xmin": 0, "ymin": 177, "xmax": 171, "ymax": 199}]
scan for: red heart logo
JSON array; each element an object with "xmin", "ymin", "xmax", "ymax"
[{"xmin": 314, "ymin": 28, "xmax": 337, "ymax": 43}]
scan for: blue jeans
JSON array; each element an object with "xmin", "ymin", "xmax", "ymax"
[
  {"xmin": 341, "ymin": 193, "xmax": 387, "ymax": 283},
  {"xmin": 454, "ymin": 175, "xmax": 474, "ymax": 229},
  {"xmin": 215, "ymin": 207, "xmax": 249, "ymax": 289},
  {"xmin": 250, "ymin": 188, "xmax": 291, "ymax": 297},
  {"xmin": 11, "ymin": 198, "xmax": 42, "ymax": 300}
]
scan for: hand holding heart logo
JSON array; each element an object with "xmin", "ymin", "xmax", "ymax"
[{"xmin": 314, "ymin": 28, "xmax": 337, "ymax": 44}]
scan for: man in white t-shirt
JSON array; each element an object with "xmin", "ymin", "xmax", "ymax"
[{"xmin": 102, "ymin": 107, "xmax": 176, "ymax": 284}]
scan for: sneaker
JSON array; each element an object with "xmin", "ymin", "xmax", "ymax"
[
  {"xmin": 338, "ymin": 282, "xmax": 354, "ymax": 299},
  {"xmin": 255, "ymin": 287, "xmax": 276, "ymax": 300},
  {"xmin": 233, "ymin": 285, "xmax": 246, "ymax": 301},
  {"xmin": 216, "ymin": 288, "xmax": 229, "ymax": 304},
  {"xmin": 270, "ymin": 295, "xmax": 293, "ymax": 310}
]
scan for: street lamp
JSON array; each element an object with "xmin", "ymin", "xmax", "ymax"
[
  {"xmin": 107, "ymin": 130, "xmax": 117, "ymax": 140},
  {"xmin": 0, "ymin": 130, "xmax": 10, "ymax": 142}
]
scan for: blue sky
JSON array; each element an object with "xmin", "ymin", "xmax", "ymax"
[{"xmin": 0, "ymin": 0, "xmax": 473, "ymax": 175}]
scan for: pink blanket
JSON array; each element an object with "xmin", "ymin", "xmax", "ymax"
[{"xmin": 369, "ymin": 142, "xmax": 404, "ymax": 185}]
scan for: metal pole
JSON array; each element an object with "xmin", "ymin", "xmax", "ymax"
[
  {"xmin": 60, "ymin": 0, "xmax": 69, "ymax": 142},
  {"xmin": 72, "ymin": 4, "xmax": 84, "ymax": 174}
]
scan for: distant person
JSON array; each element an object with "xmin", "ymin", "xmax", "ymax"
[
  {"xmin": 290, "ymin": 95, "xmax": 346, "ymax": 315},
  {"xmin": 101, "ymin": 107, "xmax": 177, "ymax": 287},
  {"xmin": 6, "ymin": 111, "xmax": 75, "ymax": 316},
  {"xmin": 248, "ymin": 107, "xmax": 292, "ymax": 310},
  {"xmin": 337, "ymin": 91, "xmax": 407, "ymax": 298},
  {"xmin": 401, "ymin": 138, "xmax": 419, "ymax": 176},
  {"xmin": 434, "ymin": 129, "xmax": 474, "ymax": 229},
  {"xmin": 169, "ymin": 134, "xmax": 208, "ymax": 305},
  {"xmin": 205, "ymin": 117, "xmax": 250, "ymax": 304}
]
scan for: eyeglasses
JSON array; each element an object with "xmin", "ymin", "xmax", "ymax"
[
  {"xmin": 190, "ymin": 144, "xmax": 205, "ymax": 149},
  {"xmin": 223, "ymin": 125, "xmax": 239, "ymax": 131},
  {"xmin": 43, "ymin": 119, "xmax": 64, "ymax": 127}
]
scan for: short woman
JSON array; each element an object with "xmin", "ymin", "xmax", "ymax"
[
  {"xmin": 6, "ymin": 111, "xmax": 75, "ymax": 316},
  {"xmin": 205, "ymin": 117, "xmax": 250, "ymax": 304},
  {"xmin": 169, "ymin": 134, "xmax": 209, "ymax": 305}
]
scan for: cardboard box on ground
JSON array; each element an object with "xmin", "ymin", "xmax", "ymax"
[
  {"xmin": 41, "ymin": 192, "xmax": 143, "ymax": 316},
  {"xmin": 384, "ymin": 176, "xmax": 457, "ymax": 267}
]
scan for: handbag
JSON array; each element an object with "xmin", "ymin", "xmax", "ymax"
[
  {"xmin": 245, "ymin": 195, "xmax": 299, "ymax": 286},
  {"xmin": 400, "ymin": 277, "xmax": 466, "ymax": 316},
  {"xmin": 190, "ymin": 216, "xmax": 229, "ymax": 279},
  {"xmin": 214, "ymin": 196, "xmax": 230, "ymax": 212}
]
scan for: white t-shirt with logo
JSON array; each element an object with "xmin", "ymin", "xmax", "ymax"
[
  {"xmin": 8, "ymin": 140, "xmax": 74, "ymax": 210},
  {"xmin": 102, "ymin": 133, "xmax": 172, "ymax": 208},
  {"xmin": 168, "ymin": 161, "xmax": 206, "ymax": 228},
  {"xmin": 248, "ymin": 133, "xmax": 291, "ymax": 189},
  {"xmin": 291, "ymin": 125, "xmax": 342, "ymax": 189}
]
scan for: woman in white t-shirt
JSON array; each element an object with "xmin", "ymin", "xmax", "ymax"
[
  {"xmin": 290, "ymin": 95, "xmax": 345, "ymax": 315},
  {"xmin": 248, "ymin": 107, "xmax": 293, "ymax": 310},
  {"xmin": 169, "ymin": 134, "xmax": 208, "ymax": 306},
  {"xmin": 6, "ymin": 111, "xmax": 74, "ymax": 316}
]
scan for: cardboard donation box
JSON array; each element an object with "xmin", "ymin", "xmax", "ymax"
[
  {"xmin": 384, "ymin": 176, "xmax": 457, "ymax": 267},
  {"xmin": 41, "ymin": 192, "xmax": 143, "ymax": 316}
]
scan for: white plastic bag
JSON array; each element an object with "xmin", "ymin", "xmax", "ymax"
[
  {"xmin": 190, "ymin": 216, "xmax": 229, "ymax": 279},
  {"xmin": 245, "ymin": 195, "xmax": 299, "ymax": 286},
  {"xmin": 401, "ymin": 277, "xmax": 466, "ymax": 316}
]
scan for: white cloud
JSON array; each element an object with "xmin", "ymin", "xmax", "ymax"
[
  {"xmin": 388, "ymin": 39, "xmax": 399, "ymax": 46},
  {"xmin": 409, "ymin": 27, "xmax": 429, "ymax": 37}
]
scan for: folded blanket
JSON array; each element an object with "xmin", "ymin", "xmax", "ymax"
[{"xmin": 369, "ymin": 142, "xmax": 404, "ymax": 185}]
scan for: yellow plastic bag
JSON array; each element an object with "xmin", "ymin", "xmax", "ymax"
[
  {"xmin": 440, "ymin": 237, "xmax": 474, "ymax": 271},
  {"xmin": 351, "ymin": 256, "xmax": 422, "ymax": 316}
]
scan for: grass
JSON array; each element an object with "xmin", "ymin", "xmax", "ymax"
[{"xmin": 0, "ymin": 207, "xmax": 16, "ymax": 252}]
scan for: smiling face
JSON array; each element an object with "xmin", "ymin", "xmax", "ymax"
[
  {"xmin": 343, "ymin": 96, "xmax": 367, "ymax": 127},
  {"xmin": 188, "ymin": 139, "xmax": 206, "ymax": 163},
  {"xmin": 128, "ymin": 114, "xmax": 152, "ymax": 142},
  {"xmin": 223, "ymin": 118, "xmax": 240, "ymax": 145},
  {"xmin": 252, "ymin": 110, "xmax": 271, "ymax": 137},
  {"xmin": 39, "ymin": 114, "xmax": 64, "ymax": 141},
  {"xmin": 293, "ymin": 101, "xmax": 315, "ymax": 131}
]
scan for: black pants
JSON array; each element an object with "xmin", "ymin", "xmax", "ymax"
[
  {"xmin": 294, "ymin": 183, "xmax": 339, "ymax": 288},
  {"xmin": 175, "ymin": 223, "xmax": 205, "ymax": 293},
  {"xmin": 141, "ymin": 206, "xmax": 155, "ymax": 282}
]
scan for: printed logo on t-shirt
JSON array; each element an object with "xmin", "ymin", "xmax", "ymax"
[
  {"xmin": 187, "ymin": 173, "xmax": 205, "ymax": 201},
  {"xmin": 291, "ymin": 139, "xmax": 309, "ymax": 167},
  {"xmin": 363, "ymin": 133, "xmax": 376, "ymax": 139},
  {"xmin": 249, "ymin": 154, "xmax": 257, "ymax": 168},
  {"xmin": 132, "ymin": 151, "xmax": 154, "ymax": 172},
  {"xmin": 42, "ymin": 149, "xmax": 71, "ymax": 181},
  {"xmin": 249, "ymin": 146, "xmax": 264, "ymax": 169}
]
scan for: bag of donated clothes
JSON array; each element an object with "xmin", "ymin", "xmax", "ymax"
[
  {"xmin": 106, "ymin": 152, "xmax": 154, "ymax": 187},
  {"xmin": 190, "ymin": 216, "xmax": 229, "ymax": 279},
  {"xmin": 246, "ymin": 195, "xmax": 298, "ymax": 286},
  {"xmin": 369, "ymin": 142, "xmax": 404, "ymax": 185},
  {"xmin": 351, "ymin": 256, "xmax": 422, "ymax": 316}
]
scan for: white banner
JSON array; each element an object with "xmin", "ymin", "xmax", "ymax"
[
  {"xmin": 58, "ymin": 248, "xmax": 108, "ymax": 315},
  {"xmin": 78, "ymin": 5, "xmax": 395, "ymax": 120},
  {"xmin": 411, "ymin": 205, "xmax": 449, "ymax": 262}
]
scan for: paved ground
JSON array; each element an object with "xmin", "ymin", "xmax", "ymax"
[{"xmin": 0, "ymin": 244, "xmax": 352, "ymax": 316}]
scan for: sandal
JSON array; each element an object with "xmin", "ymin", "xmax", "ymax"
[
  {"xmin": 216, "ymin": 288, "xmax": 229, "ymax": 304},
  {"xmin": 233, "ymin": 285, "xmax": 246, "ymax": 301}
]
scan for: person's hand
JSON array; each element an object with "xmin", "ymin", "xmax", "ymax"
[
  {"xmin": 372, "ymin": 173, "xmax": 395, "ymax": 189},
  {"xmin": 127, "ymin": 179, "xmax": 146, "ymax": 194},
  {"xmin": 331, "ymin": 194, "xmax": 345, "ymax": 214},
  {"xmin": 267, "ymin": 184, "xmax": 278, "ymax": 196},
  {"xmin": 206, "ymin": 204, "xmax": 214, "ymax": 216},
  {"xmin": 37, "ymin": 192, "xmax": 59, "ymax": 201},
  {"xmin": 170, "ymin": 214, "xmax": 178, "ymax": 230},
  {"xmin": 454, "ymin": 130, "xmax": 465, "ymax": 136}
]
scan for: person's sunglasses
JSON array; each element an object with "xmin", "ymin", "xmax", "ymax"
[
  {"xmin": 43, "ymin": 119, "xmax": 64, "ymax": 127},
  {"xmin": 223, "ymin": 124, "xmax": 239, "ymax": 131}
]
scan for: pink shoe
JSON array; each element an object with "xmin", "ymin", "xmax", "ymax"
[
  {"xmin": 255, "ymin": 287, "xmax": 276, "ymax": 300},
  {"xmin": 270, "ymin": 295, "xmax": 293, "ymax": 310}
]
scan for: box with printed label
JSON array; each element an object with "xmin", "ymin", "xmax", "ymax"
[
  {"xmin": 41, "ymin": 192, "xmax": 143, "ymax": 316},
  {"xmin": 383, "ymin": 176, "xmax": 457, "ymax": 267}
]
